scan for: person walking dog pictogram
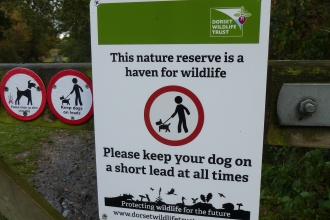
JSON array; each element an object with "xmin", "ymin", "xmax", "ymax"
[
  {"xmin": 70, "ymin": 78, "xmax": 83, "ymax": 106},
  {"xmin": 171, "ymin": 96, "xmax": 190, "ymax": 133}
]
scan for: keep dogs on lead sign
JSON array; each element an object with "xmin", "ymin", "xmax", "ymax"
[{"xmin": 90, "ymin": 1, "xmax": 271, "ymax": 219}]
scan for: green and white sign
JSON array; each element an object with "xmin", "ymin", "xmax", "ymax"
[{"xmin": 91, "ymin": 0, "xmax": 270, "ymax": 219}]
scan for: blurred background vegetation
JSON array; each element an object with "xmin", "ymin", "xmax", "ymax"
[
  {"xmin": 0, "ymin": 0, "xmax": 90, "ymax": 63},
  {"xmin": 0, "ymin": 0, "xmax": 330, "ymax": 63},
  {"xmin": 0, "ymin": 0, "xmax": 330, "ymax": 219}
]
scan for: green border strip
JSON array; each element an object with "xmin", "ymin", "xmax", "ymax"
[{"xmin": 97, "ymin": 0, "xmax": 261, "ymax": 44}]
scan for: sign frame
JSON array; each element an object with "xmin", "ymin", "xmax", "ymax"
[{"xmin": 91, "ymin": 1, "xmax": 271, "ymax": 219}]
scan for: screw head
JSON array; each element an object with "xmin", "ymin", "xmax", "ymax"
[
  {"xmin": 102, "ymin": 214, "xmax": 107, "ymax": 219},
  {"xmin": 299, "ymin": 99, "xmax": 317, "ymax": 115}
]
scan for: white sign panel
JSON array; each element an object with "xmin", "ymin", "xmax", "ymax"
[{"xmin": 91, "ymin": 0, "xmax": 270, "ymax": 219}]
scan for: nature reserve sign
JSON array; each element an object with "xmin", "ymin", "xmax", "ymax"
[{"xmin": 90, "ymin": 0, "xmax": 271, "ymax": 219}]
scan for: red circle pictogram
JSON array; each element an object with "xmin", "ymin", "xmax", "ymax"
[
  {"xmin": 47, "ymin": 70, "xmax": 93, "ymax": 125},
  {"xmin": 144, "ymin": 85, "xmax": 204, "ymax": 146},
  {"xmin": 0, "ymin": 68, "xmax": 46, "ymax": 121}
]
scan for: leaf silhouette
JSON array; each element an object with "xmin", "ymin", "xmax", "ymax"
[
  {"xmin": 245, "ymin": 13, "xmax": 252, "ymax": 17},
  {"xmin": 200, "ymin": 194, "xmax": 206, "ymax": 203},
  {"xmin": 206, "ymin": 193, "xmax": 213, "ymax": 202}
]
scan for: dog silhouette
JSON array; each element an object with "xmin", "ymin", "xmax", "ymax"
[
  {"xmin": 60, "ymin": 96, "xmax": 70, "ymax": 105},
  {"xmin": 15, "ymin": 80, "xmax": 36, "ymax": 105},
  {"xmin": 159, "ymin": 123, "xmax": 171, "ymax": 132}
]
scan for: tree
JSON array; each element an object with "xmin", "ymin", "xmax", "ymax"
[
  {"xmin": 0, "ymin": 0, "xmax": 12, "ymax": 40},
  {"xmin": 0, "ymin": 0, "xmax": 57, "ymax": 62},
  {"xmin": 56, "ymin": 0, "xmax": 91, "ymax": 62},
  {"xmin": 0, "ymin": 5, "xmax": 31, "ymax": 62}
]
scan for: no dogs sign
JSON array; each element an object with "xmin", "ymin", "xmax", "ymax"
[{"xmin": 91, "ymin": 0, "xmax": 271, "ymax": 219}]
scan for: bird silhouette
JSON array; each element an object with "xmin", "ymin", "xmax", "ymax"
[
  {"xmin": 191, "ymin": 198, "xmax": 198, "ymax": 204},
  {"xmin": 166, "ymin": 188, "xmax": 177, "ymax": 195},
  {"xmin": 150, "ymin": 187, "xmax": 154, "ymax": 191},
  {"xmin": 218, "ymin": 193, "xmax": 226, "ymax": 198}
]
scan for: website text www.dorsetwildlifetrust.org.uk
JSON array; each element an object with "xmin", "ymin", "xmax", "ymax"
[{"xmin": 113, "ymin": 210, "xmax": 195, "ymax": 220}]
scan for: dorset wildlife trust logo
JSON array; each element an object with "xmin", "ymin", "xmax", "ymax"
[
  {"xmin": 210, "ymin": 6, "xmax": 252, "ymax": 37},
  {"xmin": 234, "ymin": 6, "xmax": 252, "ymax": 25}
]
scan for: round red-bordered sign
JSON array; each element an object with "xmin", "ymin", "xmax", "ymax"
[
  {"xmin": 0, "ymin": 68, "xmax": 46, "ymax": 121},
  {"xmin": 144, "ymin": 85, "xmax": 204, "ymax": 146},
  {"xmin": 47, "ymin": 70, "xmax": 93, "ymax": 125}
]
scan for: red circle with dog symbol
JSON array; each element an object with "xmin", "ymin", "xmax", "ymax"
[
  {"xmin": 144, "ymin": 85, "xmax": 204, "ymax": 146},
  {"xmin": 0, "ymin": 68, "xmax": 46, "ymax": 121},
  {"xmin": 47, "ymin": 70, "xmax": 93, "ymax": 125}
]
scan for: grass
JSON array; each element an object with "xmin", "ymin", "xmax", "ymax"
[{"xmin": 0, "ymin": 123, "xmax": 56, "ymax": 181}]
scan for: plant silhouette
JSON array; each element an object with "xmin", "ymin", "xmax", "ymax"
[
  {"xmin": 206, "ymin": 193, "xmax": 213, "ymax": 203},
  {"xmin": 200, "ymin": 194, "xmax": 206, "ymax": 203},
  {"xmin": 237, "ymin": 203, "xmax": 243, "ymax": 210},
  {"xmin": 191, "ymin": 198, "xmax": 198, "ymax": 204}
]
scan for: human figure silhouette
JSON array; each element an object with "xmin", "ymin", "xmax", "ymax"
[
  {"xmin": 70, "ymin": 78, "xmax": 83, "ymax": 106},
  {"xmin": 171, "ymin": 96, "xmax": 190, "ymax": 133}
]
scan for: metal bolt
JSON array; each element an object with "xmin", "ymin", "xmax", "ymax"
[
  {"xmin": 299, "ymin": 99, "xmax": 317, "ymax": 115},
  {"xmin": 4, "ymin": 87, "xmax": 8, "ymax": 92},
  {"xmin": 304, "ymin": 103, "xmax": 315, "ymax": 113},
  {"xmin": 53, "ymin": 85, "xmax": 57, "ymax": 89},
  {"xmin": 102, "ymin": 214, "xmax": 107, "ymax": 219}
]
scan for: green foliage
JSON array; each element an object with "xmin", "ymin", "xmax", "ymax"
[
  {"xmin": 0, "ymin": 213, "xmax": 7, "ymax": 220},
  {"xmin": 0, "ymin": 0, "xmax": 57, "ymax": 62},
  {"xmin": 56, "ymin": 0, "xmax": 91, "ymax": 62},
  {"xmin": 58, "ymin": 37, "xmax": 91, "ymax": 62},
  {"xmin": 269, "ymin": 0, "xmax": 330, "ymax": 60},
  {"xmin": 260, "ymin": 146, "xmax": 330, "ymax": 219},
  {"xmin": 0, "ymin": 0, "xmax": 11, "ymax": 40}
]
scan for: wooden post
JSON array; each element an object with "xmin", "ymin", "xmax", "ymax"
[{"xmin": 0, "ymin": 157, "xmax": 65, "ymax": 220}]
